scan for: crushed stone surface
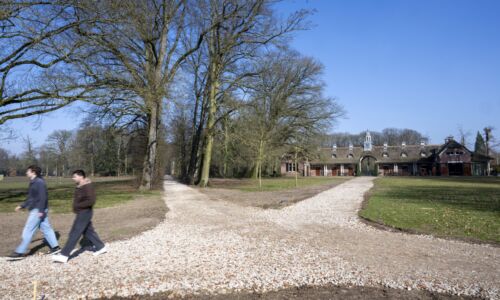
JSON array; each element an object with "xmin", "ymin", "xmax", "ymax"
[{"xmin": 0, "ymin": 177, "xmax": 498, "ymax": 299}]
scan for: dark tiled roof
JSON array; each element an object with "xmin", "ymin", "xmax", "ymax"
[
  {"xmin": 312, "ymin": 145, "xmax": 438, "ymax": 164},
  {"xmin": 309, "ymin": 141, "xmax": 490, "ymax": 165}
]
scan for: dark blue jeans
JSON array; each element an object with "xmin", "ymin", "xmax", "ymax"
[{"xmin": 61, "ymin": 209, "xmax": 104, "ymax": 257}]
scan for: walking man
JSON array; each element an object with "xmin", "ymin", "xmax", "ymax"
[
  {"xmin": 7, "ymin": 165, "xmax": 60, "ymax": 260},
  {"xmin": 52, "ymin": 170, "xmax": 107, "ymax": 263}
]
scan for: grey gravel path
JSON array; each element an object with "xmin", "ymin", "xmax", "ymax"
[{"xmin": 0, "ymin": 177, "xmax": 498, "ymax": 299}]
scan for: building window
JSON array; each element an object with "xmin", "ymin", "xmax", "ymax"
[
  {"xmin": 286, "ymin": 163, "xmax": 296, "ymax": 172},
  {"xmin": 401, "ymin": 152, "xmax": 407, "ymax": 158},
  {"xmin": 446, "ymin": 150, "xmax": 464, "ymax": 156},
  {"xmin": 420, "ymin": 152, "xmax": 426, "ymax": 157},
  {"xmin": 331, "ymin": 153, "xmax": 336, "ymax": 158},
  {"xmin": 347, "ymin": 154, "xmax": 354, "ymax": 159},
  {"xmin": 383, "ymin": 152, "xmax": 388, "ymax": 158}
]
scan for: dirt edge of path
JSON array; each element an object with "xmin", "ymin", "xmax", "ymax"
[
  {"xmin": 99, "ymin": 284, "xmax": 482, "ymax": 300},
  {"xmin": 0, "ymin": 193, "xmax": 168, "ymax": 256},
  {"xmin": 195, "ymin": 179, "xmax": 351, "ymax": 210}
]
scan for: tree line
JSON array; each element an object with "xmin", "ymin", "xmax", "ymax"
[
  {"xmin": 2, "ymin": 1, "xmax": 496, "ymax": 188},
  {"xmin": 0, "ymin": 0, "xmax": 348, "ymax": 188},
  {"xmin": 0, "ymin": 123, "xmax": 168, "ymax": 184},
  {"xmin": 323, "ymin": 128, "xmax": 429, "ymax": 148}
]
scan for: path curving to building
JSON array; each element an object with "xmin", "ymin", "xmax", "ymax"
[{"xmin": 0, "ymin": 177, "xmax": 498, "ymax": 299}]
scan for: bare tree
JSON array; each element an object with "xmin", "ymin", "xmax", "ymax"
[
  {"xmin": 0, "ymin": 123, "xmax": 15, "ymax": 141},
  {"xmin": 46, "ymin": 130, "xmax": 73, "ymax": 176},
  {"xmin": 62, "ymin": 0, "xmax": 236, "ymax": 190},
  {"xmin": 0, "ymin": 1, "xmax": 97, "ymax": 125},
  {"xmin": 237, "ymin": 51, "xmax": 343, "ymax": 186},
  {"xmin": 457, "ymin": 125, "xmax": 472, "ymax": 148},
  {"xmin": 20, "ymin": 135, "xmax": 38, "ymax": 166},
  {"xmin": 197, "ymin": 0, "xmax": 310, "ymax": 187}
]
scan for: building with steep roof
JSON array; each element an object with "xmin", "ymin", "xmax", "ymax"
[{"xmin": 281, "ymin": 131, "xmax": 492, "ymax": 177}]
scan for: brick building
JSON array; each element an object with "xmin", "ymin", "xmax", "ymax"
[{"xmin": 282, "ymin": 131, "xmax": 492, "ymax": 177}]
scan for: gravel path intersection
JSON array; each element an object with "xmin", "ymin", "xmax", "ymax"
[{"xmin": 0, "ymin": 177, "xmax": 498, "ymax": 299}]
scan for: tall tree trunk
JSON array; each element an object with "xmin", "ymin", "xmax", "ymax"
[
  {"xmin": 294, "ymin": 148, "xmax": 298, "ymax": 188},
  {"xmin": 185, "ymin": 64, "xmax": 205, "ymax": 185},
  {"xmin": 199, "ymin": 70, "xmax": 218, "ymax": 187},
  {"xmin": 186, "ymin": 95, "xmax": 205, "ymax": 184},
  {"xmin": 124, "ymin": 155, "xmax": 128, "ymax": 176},
  {"xmin": 258, "ymin": 139, "xmax": 264, "ymax": 188},
  {"xmin": 186, "ymin": 123, "xmax": 203, "ymax": 185},
  {"xmin": 116, "ymin": 135, "xmax": 122, "ymax": 177},
  {"xmin": 253, "ymin": 137, "xmax": 265, "ymax": 179},
  {"xmin": 253, "ymin": 161, "xmax": 260, "ymax": 179},
  {"xmin": 90, "ymin": 139, "xmax": 95, "ymax": 177},
  {"xmin": 140, "ymin": 99, "xmax": 161, "ymax": 190},
  {"xmin": 222, "ymin": 115, "xmax": 229, "ymax": 177}
]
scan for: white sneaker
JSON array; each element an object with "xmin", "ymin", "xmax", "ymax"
[
  {"xmin": 52, "ymin": 254, "xmax": 68, "ymax": 263},
  {"xmin": 93, "ymin": 246, "xmax": 108, "ymax": 256}
]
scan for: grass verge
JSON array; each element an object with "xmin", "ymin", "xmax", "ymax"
[
  {"xmin": 359, "ymin": 177, "xmax": 500, "ymax": 243},
  {"xmin": 0, "ymin": 176, "xmax": 158, "ymax": 213}
]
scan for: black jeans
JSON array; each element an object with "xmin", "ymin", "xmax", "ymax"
[{"xmin": 61, "ymin": 209, "xmax": 104, "ymax": 257}]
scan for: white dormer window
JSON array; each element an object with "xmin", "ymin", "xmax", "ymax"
[
  {"xmin": 383, "ymin": 152, "xmax": 389, "ymax": 158},
  {"xmin": 401, "ymin": 152, "xmax": 407, "ymax": 158}
]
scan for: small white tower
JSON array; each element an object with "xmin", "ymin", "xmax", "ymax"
[{"xmin": 364, "ymin": 130, "xmax": 372, "ymax": 151}]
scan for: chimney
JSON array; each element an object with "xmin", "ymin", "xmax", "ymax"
[{"xmin": 445, "ymin": 136, "xmax": 454, "ymax": 143}]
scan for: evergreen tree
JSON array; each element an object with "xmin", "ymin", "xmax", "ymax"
[{"xmin": 474, "ymin": 131, "xmax": 487, "ymax": 154}]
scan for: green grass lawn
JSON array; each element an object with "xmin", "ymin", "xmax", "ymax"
[
  {"xmin": 209, "ymin": 176, "xmax": 350, "ymax": 192},
  {"xmin": 359, "ymin": 177, "xmax": 500, "ymax": 243},
  {"xmin": 0, "ymin": 176, "xmax": 157, "ymax": 213}
]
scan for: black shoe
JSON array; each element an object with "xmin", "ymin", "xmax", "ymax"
[
  {"xmin": 6, "ymin": 252, "xmax": 25, "ymax": 261},
  {"xmin": 46, "ymin": 246, "xmax": 61, "ymax": 255}
]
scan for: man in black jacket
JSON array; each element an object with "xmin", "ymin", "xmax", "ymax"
[
  {"xmin": 52, "ymin": 169, "xmax": 107, "ymax": 263},
  {"xmin": 7, "ymin": 165, "xmax": 60, "ymax": 260}
]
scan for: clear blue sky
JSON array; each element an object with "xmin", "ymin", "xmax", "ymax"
[{"xmin": 4, "ymin": 0, "xmax": 500, "ymax": 154}]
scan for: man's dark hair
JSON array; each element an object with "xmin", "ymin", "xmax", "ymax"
[
  {"xmin": 27, "ymin": 165, "xmax": 42, "ymax": 177},
  {"xmin": 72, "ymin": 169, "xmax": 86, "ymax": 178}
]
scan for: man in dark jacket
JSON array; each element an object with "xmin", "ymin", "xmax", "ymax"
[
  {"xmin": 52, "ymin": 169, "xmax": 107, "ymax": 263},
  {"xmin": 7, "ymin": 165, "xmax": 60, "ymax": 260}
]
